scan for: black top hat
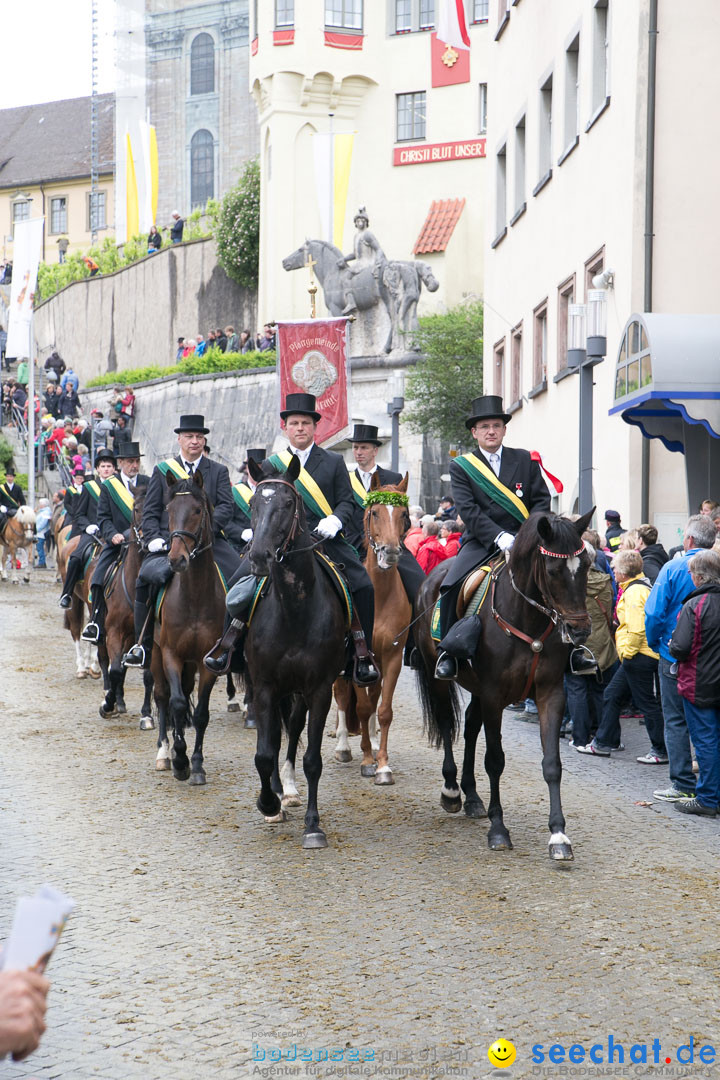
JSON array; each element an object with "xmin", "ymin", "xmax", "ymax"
[
  {"xmin": 174, "ymin": 414, "xmax": 210, "ymax": 434},
  {"xmin": 246, "ymin": 448, "xmax": 267, "ymax": 463},
  {"xmin": 349, "ymin": 424, "xmax": 382, "ymax": 446},
  {"xmin": 280, "ymin": 393, "xmax": 321, "ymax": 422},
  {"xmin": 464, "ymin": 395, "xmax": 512, "ymax": 430},
  {"xmin": 5, "ymin": 467, "xmax": 15, "ymax": 476},
  {"xmin": 95, "ymin": 447, "xmax": 116, "ymax": 465},
  {"xmin": 116, "ymin": 441, "xmax": 142, "ymax": 458}
]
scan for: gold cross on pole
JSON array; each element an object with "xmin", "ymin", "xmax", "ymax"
[{"xmin": 305, "ymin": 251, "xmax": 318, "ymax": 318}]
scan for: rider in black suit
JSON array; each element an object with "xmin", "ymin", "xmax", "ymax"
[
  {"xmin": 59, "ymin": 450, "xmax": 118, "ymax": 607},
  {"xmin": 80, "ymin": 442, "xmax": 150, "ymax": 644},
  {"xmin": 434, "ymin": 396, "xmax": 551, "ymax": 679},
  {"xmin": 122, "ymin": 415, "xmax": 240, "ymax": 667},
  {"xmin": 0, "ymin": 468, "xmax": 25, "ymax": 509}
]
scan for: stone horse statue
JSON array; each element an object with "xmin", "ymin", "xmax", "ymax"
[{"xmin": 282, "ymin": 239, "xmax": 438, "ymax": 355}]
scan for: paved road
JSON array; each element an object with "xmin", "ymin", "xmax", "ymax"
[{"xmin": 2, "ymin": 580, "xmax": 719, "ymax": 1079}]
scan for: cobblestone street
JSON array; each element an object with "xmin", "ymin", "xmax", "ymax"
[{"xmin": 2, "ymin": 581, "xmax": 719, "ymax": 1080}]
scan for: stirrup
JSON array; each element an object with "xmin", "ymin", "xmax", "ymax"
[
  {"xmin": 434, "ymin": 651, "xmax": 458, "ymax": 681},
  {"xmin": 81, "ymin": 621, "xmax": 100, "ymax": 643},
  {"xmin": 569, "ymin": 645, "xmax": 598, "ymax": 675},
  {"xmin": 203, "ymin": 648, "xmax": 232, "ymax": 675},
  {"xmin": 353, "ymin": 655, "xmax": 380, "ymax": 687},
  {"xmin": 59, "ymin": 594, "xmax": 72, "ymax": 609},
  {"xmin": 122, "ymin": 644, "xmax": 145, "ymax": 668}
]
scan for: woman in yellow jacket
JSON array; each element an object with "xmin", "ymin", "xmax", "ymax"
[{"xmin": 578, "ymin": 550, "xmax": 668, "ymax": 761}]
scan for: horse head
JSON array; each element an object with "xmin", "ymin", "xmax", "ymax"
[
  {"xmin": 165, "ymin": 471, "xmax": 212, "ymax": 573},
  {"xmin": 281, "ymin": 240, "xmax": 309, "ymax": 273},
  {"xmin": 511, "ymin": 509, "xmax": 594, "ymax": 644},
  {"xmin": 417, "ymin": 262, "xmax": 440, "ymax": 292},
  {"xmin": 16, "ymin": 506, "xmax": 36, "ymax": 543},
  {"xmin": 132, "ymin": 482, "xmax": 149, "ymax": 544},
  {"xmin": 364, "ymin": 473, "xmax": 410, "ymax": 570},
  {"xmin": 247, "ymin": 455, "xmax": 305, "ymax": 575}
]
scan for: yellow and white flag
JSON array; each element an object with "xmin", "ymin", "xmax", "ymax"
[{"xmin": 312, "ymin": 131, "xmax": 355, "ymax": 251}]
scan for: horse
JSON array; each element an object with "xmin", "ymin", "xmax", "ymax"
[
  {"xmin": 245, "ymin": 454, "xmax": 349, "ymax": 849},
  {"xmin": 414, "ymin": 510, "xmax": 594, "ymax": 861},
  {"xmin": 382, "ymin": 261, "xmax": 439, "ymax": 352},
  {"xmin": 1, "ymin": 507, "xmax": 36, "ymax": 584},
  {"xmin": 56, "ymin": 532, "xmax": 103, "ymax": 680},
  {"xmin": 151, "ymin": 472, "xmax": 226, "ymax": 784},
  {"xmin": 97, "ymin": 484, "xmax": 155, "ymax": 728},
  {"xmin": 333, "ymin": 475, "xmax": 412, "ymax": 785}
]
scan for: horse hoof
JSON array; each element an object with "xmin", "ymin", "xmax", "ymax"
[
  {"xmin": 549, "ymin": 843, "xmax": 574, "ymax": 861},
  {"xmin": 76, "ymin": 671, "xmax": 88, "ymax": 680},
  {"xmin": 99, "ymin": 705, "xmax": 116, "ymax": 720},
  {"xmin": 488, "ymin": 832, "xmax": 513, "ymax": 851},
  {"xmin": 302, "ymin": 830, "xmax": 328, "ymax": 850},
  {"xmin": 88, "ymin": 669, "xmax": 102, "ymax": 680},
  {"xmin": 440, "ymin": 793, "xmax": 462, "ymax": 814},
  {"xmin": 360, "ymin": 763, "xmax": 376, "ymax": 777},
  {"xmin": 155, "ymin": 758, "xmax": 171, "ymax": 771},
  {"xmin": 464, "ymin": 800, "xmax": 488, "ymax": 819},
  {"xmin": 326, "ymin": 728, "xmax": 336, "ymax": 738},
  {"xmin": 243, "ymin": 717, "xmax": 257, "ymax": 730},
  {"xmin": 227, "ymin": 701, "xmax": 241, "ymax": 713},
  {"xmin": 374, "ymin": 767, "xmax": 394, "ymax": 786},
  {"xmin": 264, "ymin": 809, "xmax": 288, "ymax": 824},
  {"xmin": 189, "ymin": 772, "xmax": 206, "ymax": 786},
  {"xmin": 281, "ymin": 793, "xmax": 302, "ymax": 808},
  {"xmin": 116, "ymin": 702, "xmax": 127, "ymax": 715},
  {"xmin": 335, "ymin": 749, "xmax": 353, "ymax": 763},
  {"xmin": 173, "ymin": 765, "xmax": 190, "ymax": 782},
  {"xmin": 139, "ymin": 715, "xmax": 155, "ymax": 731}
]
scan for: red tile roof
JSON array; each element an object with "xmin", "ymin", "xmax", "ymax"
[{"xmin": 413, "ymin": 198, "xmax": 466, "ymax": 255}]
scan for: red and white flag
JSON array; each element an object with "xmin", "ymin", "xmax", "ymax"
[
  {"xmin": 277, "ymin": 319, "xmax": 351, "ymax": 447},
  {"xmin": 437, "ymin": 0, "xmax": 471, "ymax": 49}
]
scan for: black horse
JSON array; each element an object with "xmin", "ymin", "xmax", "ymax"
[
  {"xmin": 245, "ymin": 455, "xmax": 349, "ymax": 849},
  {"xmin": 415, "ymin": 510, "xmax": 594, "ymax": 861}
]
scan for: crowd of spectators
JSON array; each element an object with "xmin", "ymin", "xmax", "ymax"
[{"xmin": 174, "ymin": 324, "xmax": 276, "ymax": 360}]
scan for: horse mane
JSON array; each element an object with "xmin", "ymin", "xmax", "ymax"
[
  {"xmin": 16, "ymin": 506, "xmax": 36, "ymax": 526},
  {"xmin": 510, "ymin": 511, "xmax": 582, "ymax": 566}
]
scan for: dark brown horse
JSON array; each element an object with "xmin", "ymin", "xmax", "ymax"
[
  {"xmin": 245, "ymin": 454, "xmax": 349, "ymax": 849},
  {"xmin": 152, "ymin": 472, "xmax": 226, "ymax": 784},
  {"xmin": 415, "ymin": 510, "xmax": 593, "ymax": 860}
]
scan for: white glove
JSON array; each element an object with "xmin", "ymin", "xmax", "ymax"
[
  {"xmin": 496, "ymin": 531, "xmax": 515, "ymax": 552},
  {"xmin": 241, "ymin": 528, "xmax": 253, "ymax": 542},
  {"xmin": 148, "ymin": 537, "xmax": 166, "ymax": 553},
  {"xmin": 0, "ymin": 505, "xmax": 6, "ymax": 513},
  {"xmin": 85, "ymin": 524, "xmax": 99, "ymax": 535},
  {"xmin": 316, "ymin": 514, "xmax": 342, "ymax": 539}
]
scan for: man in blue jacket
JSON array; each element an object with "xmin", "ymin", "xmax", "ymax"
[{"xmin": 644, "ymin": 514, "xmax": 717, "ymax": 803}]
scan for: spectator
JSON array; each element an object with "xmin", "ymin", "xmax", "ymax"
[
  {"xmin": 417, "ymin": 519, "xmax": 450, "ymax": 574},
  {"xmin": 669, "ymin": 550, "xmax": 720, "ymax": 816},
  {"xmin": 207, "ymin": 331, "xmax": 217, "ymax": 351},
  {"xmin": 618, "ymin": 528, "xmax": 640, "ymax": 552},
  {"xmin": 16, "ymin": 357, "xmax": 29, "ymax": 388},
  {"xmin": 258, "ymin": 324, "xmax": 275, "ymax": 351},
  {"xmin": 567, "ymin": 544, "xmax": 618, "ymax": 749},
  {"xmin": 170, "ymin": 211, "xmax": 184, "ymax": 243},
  {"xmin": 83, "ymin": 254, "xmax": 100, "ymax": 276},
  {"xmin": 403, "ymin": 506, "xmax": 426, "ymax": 557},
  {"xmin": 182, "ymin": 339, "xmax": 197, "ymax": 358},
  {"xmin": 35, "ymin": 497, "xmax": 52, "ymax": 568},
  {"xmin": 700, "ymin": 499, "xmax": 718, "ymax": 516},
  {"xmin": 637, "ymin": 524, "xmax": 669, "ymax": 583},
  {"xmin": 112, "ymin": 414, "xmax": 133, "ymax": 457},
  {"xmin": 176, "ymin": 337, "xmax": 185, "ymax": 361},
  {"xmin": 215, "ymin": 327, "xmax": 228, "ymax": 352},
  {"xmin": 435, "ymin": 495, "xmax": 457, "ymax": 522},
  {"xmin": 0, "ymin": 325, "xmax": 8, "ymax": 371},
  {"xmin": 0, "ymin": 968, "xmax": 50, "ymax": 1061},
  {"xmin": 225, "ymin": 326, "xmax": 240, "ymax": 352},
  {"xmin": 91, "ymin": 410, "xmax": 115, "ymax": 450},
  {"xmin": 645, "ymin": 514, "xmax": 717, "ymax": 803},
  {"xmin": 58, "ymin": 383, "xmax": 80, "ymax": 418},
  {"xmin": 147, "ymin": 224, "xmax": 162, "ymax": 252},
  {"xmin": 194, "ymin": 334, "xmax": 207, "ymax": 357},
  {"xmin": 240, "ymin": 329, "xmax": 253, "ymax": 353},
  {"xmin": 439, "ymin": 520, "xmax": 462, "ymax": 558},
  {"xmin": 60, "ymin": 367, "xmax": 79, "ymax": 393},
  {"xmin": 44, "ymin": 383, "xmax": 59, "ymax": 417},
  {"xmin": 603, "ymin": 509, "xmax": 625, "ymax": 553},
  {"xmin": 44, "ymin": 351, "xmax": 66, "ymax": 381},
  {"xmin": 578, "ymin": 550, "xmax": 666, "ymax": 761},
  {"xmin": 0, "ymin": 260, "xmax": 12, "ymax": 283},
  {"xmin": 11, "ymin": 381, "xmax": 27, "ymax": 410},
  {"xmin": 119, "ymin": 387, "xmax": 135, "ymax": 426}
]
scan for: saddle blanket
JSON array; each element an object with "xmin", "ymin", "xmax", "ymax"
[
  {"xmin": 431, "ymin": 563, "xmax": 493, "ymax": 643},
  {"xmin": 247, "ymin": 550, "xmax": 353, "ymax": 631}
]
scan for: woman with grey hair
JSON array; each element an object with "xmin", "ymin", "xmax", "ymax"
[{"xmin": 668, "ymin": 550, "xmax": 720, "ymax": 816}]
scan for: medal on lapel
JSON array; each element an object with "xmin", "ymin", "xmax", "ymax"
[{"xmin": 516, "ymin": 483, "xmax": 524, "ymax": 499}]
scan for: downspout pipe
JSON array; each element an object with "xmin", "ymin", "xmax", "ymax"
[{"xmin": 641, "ymin": 0, "xmax": 658, "ymax": 522}]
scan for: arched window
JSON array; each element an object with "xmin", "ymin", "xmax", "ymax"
[
  {"xmin": 191, "ymin": 129, "xmax": 214, "ymax": 207},
  {"xmin": 190, "ymin": 33, "xmax": 215, "ymax": 95}
]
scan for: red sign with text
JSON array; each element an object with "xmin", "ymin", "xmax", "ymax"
[
  {"xmin": 277, "ymin": 319, "xmax": 350, "ymax": 447},
  {"xmin": 431, "ymin": 32, "xmax": 470, "ymax": 87},
  {"xmin": 393, "ymin": 138, "xmax": 486, "ymax": 167}
]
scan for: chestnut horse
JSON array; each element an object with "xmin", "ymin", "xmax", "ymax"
[
  {"xmin": 414, "ymin": 510, "xmax": 593, "ymax": 861},
  {"xmin": 152, "ymin": 472, "xmax": 226, "ymax": 784},
  {"xmin": 333, "ymin": 475, "xmax": 411, "ymax": 785},
  {"xmin": 57, "ymin": 532, "xmax": 103, "ymax": 680},
  {"xmin": 1, "ymin": 507, "xmax": 35, "ymax": 583}
]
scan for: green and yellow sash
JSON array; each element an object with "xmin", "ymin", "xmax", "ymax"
[
  {"xmin": 232, "ymin": 482, "xmax": 254, "ymax": 521},
  {"xmin": 455, "ymin": 453, "xmax": 529, "ymax": 526},
  {"xmin": 105, "ymin": 476, "xmax": 134, "ymax": 523},
  {"xmin": 349, "ymin": 470, "xmax": 368, "ymax": 508},
  {"xmin": 0, "ymin": 484, "xmax": 19, "ymax": 510},
  {"xmin": 85, "ymin": 480, "xmax": 101, "ymax": 503},
  {"xmin": 267, "ymin": 451, "xmax": 334, "ymax": 519},
  {"xmin": 157, "ymin": 458, "xmax": 190, "ymax": 482}
]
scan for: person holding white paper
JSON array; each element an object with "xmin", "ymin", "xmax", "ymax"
[{"xmin": 0, "ymin": 969, "xmax": 50, "ymax": 1060}]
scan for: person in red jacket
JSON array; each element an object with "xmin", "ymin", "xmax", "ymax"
[
  {"xmin": 417, "ymin": 521, "xmax": 447, "ymax": 574},
  {"xmin": 440, "ymin": 520, "xmax": 462, "ymax": 558}
]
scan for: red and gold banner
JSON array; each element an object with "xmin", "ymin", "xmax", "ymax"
[{"xmin": 277, "ymin": 319, "xmax": 350, "ymax": 447}]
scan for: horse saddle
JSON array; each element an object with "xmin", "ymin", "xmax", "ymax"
[
  {"xmin": 240, "ymin": 552, "xmax": 353, "ymax": 631},
  {"xmin": 103, "ymin": 547, "xmax": 127, "ymax": 599},
  {"xmin": 431, "ymin": 560, "xmax": 498, "ymax": 644}
]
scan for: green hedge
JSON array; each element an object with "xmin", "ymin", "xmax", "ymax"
[{"xmin": 85, "ymin": 346, "xmax": 276, "ymax": 388}]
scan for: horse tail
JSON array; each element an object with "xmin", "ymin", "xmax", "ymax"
[{"xmin": 414, "ymin": 660, "xmax": 462, "ymax": 749}]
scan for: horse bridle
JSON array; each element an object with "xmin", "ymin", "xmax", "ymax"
[
  {"xmin": 168, "ymin": 493, "xmax": 213, "ymax": 560},
  {"xmin": 253, "ymin": 477, "xmax": 301, "ymax": 562},
  {"xmin": 364, "ymin": 502, "xmax": 409, "ymax": 558}
]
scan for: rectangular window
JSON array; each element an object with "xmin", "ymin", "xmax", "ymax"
[
  {"xmin": 493, "ymin": 339, "xmax": 505, "ymax": 397},
  {"xmin": 533, "ymin": 300, "xmax": 548, "ymax": 389},
  {"xmin": 584, "ymin": 245, "xmax": 605, "ymax": 297},
  {"xmin": 50, "ymin": 197, "xmax": 67, "ymax": 235},
  {"xmin": 479, "ymin": 83, "xmax": 488, "ymax": 134},
  {"xmin": 419, "ymin": 0, "xmax": 435, "ymax": 29},
  {"xmin": 538, "ymin": 74, "xmax": 552, "ymax": 180},
  {"xmin": 12, "ymin": 199, "xmax": 30, "ymax": 236},
  {"xmin": 275, "ymin": 0, "xmax": 294, "ymax": 27},
  {"xmin": 87, "ymin": 191, "xmax": 107, "ymax": 233},
  {"xmin": 511, "ymin": 323, "xmax": 523, "ymax": 405},
  {"xmin": 473, "ymin": 0, "xmax": 490, "ymax": 20},
  {"xmin": 325, "ymin": 0, "xmax": 363, "ymax": 30},
  {"xmin": 557, "ymin": 273, "xmax": 576, "ymax": 372},
  {"xmin": 396, "ymin": 91, "xmax": 426, "ymax": 141},
  {"xmin": 495, "ymin": 143, "xmax": 507, "ymax": 238},
  {"xmin": 395, "ymin": 0, "xmax": 411, "ymax": 32},
  {"xmin": 513, "ymin": 116, "xmax": 525, "ymax": 215},
  {"xmin": 591, "ymin": 1, "xmax": 609, "ymax": 113},
  {"xmin": 563, "ymin": 35, "xmax": 580, "ymax": 152}
]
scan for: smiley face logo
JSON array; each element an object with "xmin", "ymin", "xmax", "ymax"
[{"xmin": 488, "ymin": 1039, "xmax": 516, "ymax": 1068}]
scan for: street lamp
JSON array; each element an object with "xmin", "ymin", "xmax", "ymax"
[
  {"xmin": 387, "ymin": 395, "xmax": 404, "ymax": 473},
  {"xmin": 567, "ymin": 289, "xmax": 608, "ymax": 514}
]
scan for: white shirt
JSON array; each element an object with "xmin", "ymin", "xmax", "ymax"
[
  {"xmin": 483, "ymin": 446, "xmax": 503, "ymax": 476},
  {"xmin": 358, "ymin": 464, "xmax": 378, "ymax": 491},
  {"xmin": 288, "ymin": 443, "xmax": 313, "ymax": 468},
  {"xmin": 181, "ymin": 458, "xmax": 200, "ymax": 475},
  {"xmin": 120, "ymin": 471, "xmax": 135, "ymax": 491}
]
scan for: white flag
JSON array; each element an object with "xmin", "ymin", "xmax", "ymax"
[
  {"xmin": 6, "ymin": 217, "xmax": 44, "ymax": 359},
  {"xmin": 437, "ymin": 0, "xmax": 471, "ymax": 49}
]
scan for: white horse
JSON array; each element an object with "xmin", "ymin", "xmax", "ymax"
[{"xmin": 1, "ymin": 506, "xmax": 36, "ymax": 584}]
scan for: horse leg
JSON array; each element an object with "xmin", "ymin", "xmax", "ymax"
[
  {"xmin": 538, "ymin": 685, "xmax": 574, "ymax": 861},
  {"xmin": 165, "ymin": 657, "xmax": 190, "ymax": 781},
  {"xmin": 0, "ymin": 545, "xmax": 6, "ymax": 580},
  {"xmin": 226, "ymin": 672, "xmax": 242, "ymax": 713},
  {"xmin": 98, "ymin": 636, "xmax": 118, "ymax": 718},
  {"xmin": 254, "ymin": 686, "xmax": 284, "ymax": 821},
  {"xmin": 280, "ymin": 696, "xmax": 306, "ymax": 809},
  {"xmin": 333, "ymin": 678, "xmax": 353, "ymax": 763},
  {"xmin": 140, "ymin": 668, "xmax": 155, "ymax": 730},
  {"xmin": 152, "ymin": 659, "xmax": 171, "ymax": 771},
  {"xmin": 302, "ymin": 685, "xmax": 333, "ymax": 849},
  {"xmin": 460, "ymin": 698, "xmax": 487, "ymax": 818},
  {"xmin": 373, "ymin": 651, "xmax": 402, "ymax": 786},
  {"xmin": 483, "ymin": 707, "xmax": 512, "ymax": 850},
  {"xmin": 188, "ymin": 668, "xmax": 215, "ymax": 786},
  {"xmin": 357, "ymin": 689, "xmax": 376, "ymax": 777}
]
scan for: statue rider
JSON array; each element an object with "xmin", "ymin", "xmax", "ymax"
[{"xmin": 337, "ymin": 208, "xmax": 387, "ymax": 316}]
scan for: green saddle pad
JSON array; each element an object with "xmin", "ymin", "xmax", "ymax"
[
  {"xmin": 246, "ymin": 551, "xmax": 352, "ymax": 631},
  {"xmin": 431, "ymin": 566, "xmax": 493, "ymax": 643}
]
